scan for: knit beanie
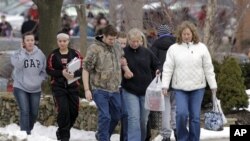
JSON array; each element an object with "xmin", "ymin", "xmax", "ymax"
[{"xmin": 157, "ymin": 24, "xmax": 172, "ymax": 36}]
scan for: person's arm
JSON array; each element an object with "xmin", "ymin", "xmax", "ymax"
[
  {"xmin": 73, "ymin": 50, "xmax": 83, "ymax": 78},
  {"xmin": 39, "ymin": 53, "xmax": 47, "ymax": 80},
  {"xmin": 202, "ymin": 44, "xmax": 217, "ymax": 90},
  {"xmin": 46, "ymin": 53, "xmax": 63, "ymax": 77},
  {"xmin": 162, "ymin": 46, "xmax": 175, "ymax": 94},
  {"xmin": 82, "ymin": 69, "xmax": 92, "ymax": 101},
  {"xmin": 10, "ymin": 46, "xmax": 26, "ymax": 69},
  {"xmin": 82, "ymin": 44, "xmax": 98, "ymax": 101},
  {"xmin": 120, "ymin": 57, "xmax": 133, "ymax": 79}
]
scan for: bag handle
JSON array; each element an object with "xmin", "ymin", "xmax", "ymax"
[
  {"xmin": 212, "ymin": 92, "xmax": 219, "ymax": 112},
  {"xmin": 155, "ymin": 74, "xmax": 161, "ymax": 83}
]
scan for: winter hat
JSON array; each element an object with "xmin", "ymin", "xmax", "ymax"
[{"xmin": 157, "ymin": 24, "xmax": 172, "ymax": 36}]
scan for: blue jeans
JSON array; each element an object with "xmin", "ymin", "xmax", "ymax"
[
  {"xmin": 122, "ymin": 89, "xmax": 149, "ymax": 141},
  {"xmin": 13, "ymin": 87, "xmax": 41, "ymax": 134},
  {"xmin": 175, "ymin": 88, "xmax": 205, "ymax": 141},
  {"xmin": 92, "ymin": 89, "xmax": 122, "ymax": 141}
]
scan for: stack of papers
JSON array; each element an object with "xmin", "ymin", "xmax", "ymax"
[{"xmin": 67, "ymin": 57, "xmax": 81, "ymax": 84}]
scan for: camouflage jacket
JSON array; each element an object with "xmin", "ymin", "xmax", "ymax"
[{"xmin": 83, "ymin": 38, "xmax": 123, "ymax": 92}]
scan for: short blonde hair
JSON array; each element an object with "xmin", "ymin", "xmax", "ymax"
[
  {"xmin": 127, "ymin": 28, "xmax": 143, "ymax": 42},
  {"xmin": 175, "ymin": 21, "xmax": 200, "ymax": 44}
]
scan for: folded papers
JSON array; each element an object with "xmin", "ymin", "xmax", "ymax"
[{"xmin": 66, "ymin": 57, "xmax": 81, "ymax": 84}]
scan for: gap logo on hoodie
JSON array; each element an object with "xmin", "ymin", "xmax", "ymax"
[{"xmin": 24, "ymin": 59, "xmax": 41, "ymax": 68}]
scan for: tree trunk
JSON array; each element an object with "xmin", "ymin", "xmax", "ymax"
[
  {"xmin": 203, "ymin": 0, "xmax": 217, "ymax": 56},
  {"xmin": 109, "ymin": 0, "xmax": 117, "ymax": 26},
  {"xmin": 33, "ymin": 0, "xmax": 63, "ymax": 56},
  {"xmin": 75, "ymin": 0, "xmax": 87, "ymax": 56},
  {"xmin": 122, "ymin": 0, "xmax": 144, "ymax": 32}
]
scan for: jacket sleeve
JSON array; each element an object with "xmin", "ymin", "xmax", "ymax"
[
  {"xmin": 202, "ymin": 44, "xmax": 217, "ymax": 89},
  {"xmin": 39, "ymin": 53, "xmax": 47, "ymax": 81},
  {"xmin": 46, "ymin": 53, "xmax": 63, "ymax": 77},
  {"xmin": 10, "ymin": 48, "xmax": 26, "ymax": 69},
  {"xmin": 83, "ymin": 45, "xmax": 98, "ymax": 72},
  {"xmin": 149, "ymin": 49, "xmax": 161, "ymax": 72},
  {"xmin": 73, "ymin": 50, "xmax": 83, "ymax": 77},
  {"xmin": 162, "ymin": 45, "xmax": 175, "ymax": 89}
]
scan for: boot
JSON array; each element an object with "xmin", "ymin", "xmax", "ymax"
[
  {"xmin": 173, "ymin": 129, "xmax": 177, "ymax": 141},
  {"xmin": 162, "ymin": 137, "xmax": 170, "ymax": 141}
]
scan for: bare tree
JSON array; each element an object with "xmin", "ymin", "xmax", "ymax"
[
  {"xmin": 122, "ymin": 0, "xmax": 144, "ymax": 31},
  {"xmin": 33, "ymin": 0, "xmax": 63, "ymax": 56},
  {"xmin": 74, "ymin": 0, "xmax": 87, "ymax": 56},
  {"xmin": 109, "ymin": 0, "xmax": 118, "ymax": 26},
  {"xmin": 203, "ymin": 0, "xmax": 217, "ymax": 56}
]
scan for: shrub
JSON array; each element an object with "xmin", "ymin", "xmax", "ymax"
[{"xmin": 217, "ymin": 57, "xmax": 249, "ymax": 113}]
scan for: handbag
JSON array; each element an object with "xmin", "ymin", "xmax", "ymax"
[
  {"xmin": 204, "ymin": 92, "xmax": 224, "ymax": 131},
  {"xmin": 145, "ymin": 74, "xmax": 165, "ymax": 111}
]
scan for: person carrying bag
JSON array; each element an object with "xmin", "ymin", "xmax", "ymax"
[{"xmin": 204, "ymin": 92, "xmax": 226, "ymax": 131}]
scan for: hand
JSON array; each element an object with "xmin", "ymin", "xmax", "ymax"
[
  {"xmin": 120, "ymin": 57, "xmax": 127, "ymax": 66},
  {"xmin": 85, "ymin": 90, "xmax": 92, "ymax": 101},
  {"xmin": 155, "ymin": 69, "xmax": 161, "ymax": 76},
  {"xmin": 62, "ymin": 69, "xmax": 74, "ymax": 80},
  {"xmin": 211, "ymin": 88, "xmax": 217, "ymax": 95},
  {"xmin": 124, "ymin": 70, "xmax": 134, "ymax": 79},
  {"xmin": 162, "ymin": 88, "xmax": 168, "ymax": 96}
]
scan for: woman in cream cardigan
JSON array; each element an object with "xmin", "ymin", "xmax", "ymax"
[{"xmin": 162, "ymin": 21, "xmax": 217, "ymax": 141}]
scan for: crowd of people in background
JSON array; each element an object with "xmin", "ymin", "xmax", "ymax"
[{"xmin": 3, "ymin": 2, "xmax": 229, "ymax": 141}]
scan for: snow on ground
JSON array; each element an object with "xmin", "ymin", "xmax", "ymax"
[{"xmin": 1, "ymin": 92, "xmax": 249, "ymax": 141}]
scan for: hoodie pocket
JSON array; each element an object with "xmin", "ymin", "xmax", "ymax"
[{"xmin": 22, "ymin": 75, "xmax": 43, "ymax": 91}]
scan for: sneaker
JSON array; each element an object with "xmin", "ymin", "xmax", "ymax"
[
  {"xmin": 162, "ymin": 137, "xmax": 170, "ymax": 141},
  {"xmin": 95, "ymin": 131, "xmax": 98, "ymax": 140}
]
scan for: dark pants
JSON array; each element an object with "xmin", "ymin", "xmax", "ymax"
[
  {"xmin": 119, "ymin": 89, "xmax": 128, "ymax": 141},
  {"xmin": 145, "ymin": 117, "xmax": 151, "ymax": 141},
  {"xmin": 93, "ymin": 89, "xmax": 122, "ymax": 141},
  {"xmin": 53, "ymin": 87, "xmax": 79, "ymax": 140}
]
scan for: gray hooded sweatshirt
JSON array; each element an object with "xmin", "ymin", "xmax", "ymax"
[{"xmin": 11, "ymin": 46, "xmax": 46, "ymax": 93}]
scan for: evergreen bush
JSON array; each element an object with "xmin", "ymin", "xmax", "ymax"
[{"xmin": 217, "ymin": 57, "xmax": 249, "ymax": 113}]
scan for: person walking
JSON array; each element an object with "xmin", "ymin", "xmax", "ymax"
[
  {"xmin": 121, "ymin": 28, "xmax": 160, "ymax": 141},
  {"xmin": 0, "ymin": 15, "xmax": 12, "ymax": 37},
  {"xmin": 82, "ymin": 25, "xmax": 129, "ymax": 141},
  {"xmin": 46, "ymin": 32, "xmax": 83, "ymax": 141},
  {"xmin": 162, "ymin": 21, "xmax": 217, "ymax": 141},
  {"xmin": 11, "ymin": 32, "xmax": 46, "ymax": 135},
  {"xmin": 150, "ymin": 24, "xmax": 177, "ymax": 141}
]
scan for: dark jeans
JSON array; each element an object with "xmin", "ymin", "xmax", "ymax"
[
  {"xmin": 93, "ymin": 89, "xmax": 122, "ymax": 141},
  {"xmin": 53, "ymin": 88, "xmax": 79, "ymax": 140},
  {"xmin": 13, "ymin": 87, "xmax": 41, "ymax": 134},
  {"xmin": 119, "ymin": 89, "xmax": 128, "ymax": 141}
]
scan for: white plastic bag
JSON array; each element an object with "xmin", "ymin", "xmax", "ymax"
[
  {"xmin": 145, "ymin": 75, "xmax": 165, "ymax": 111},
  {"xmin": 215, "ymin": 98, "xmax": 227, "ymax": 124}
]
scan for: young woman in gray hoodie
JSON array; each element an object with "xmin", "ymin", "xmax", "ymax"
[{"xmin": 11, "ymin": 32, "xmax": 46, "ymax": 135}]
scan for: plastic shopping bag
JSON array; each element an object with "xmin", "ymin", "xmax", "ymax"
[
  {"xmin": 204, "ymin": 92, "xmax": 224, "ymax": 131},
  {"xmin": 145, "ymin": 75, "xmax": 165, "ymax": 111}
]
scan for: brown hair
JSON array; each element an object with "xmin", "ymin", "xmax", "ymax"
[
  {"xmin": 22, "ymin": 32, "xmax": 35, "ymax": 41},
  {"xmin": 102, "ymin": 24, "xmax": 118, "ymax": 37},
  {"xmin": 175, "ymin": 21, "xmax": 200, "ymax": 44}
]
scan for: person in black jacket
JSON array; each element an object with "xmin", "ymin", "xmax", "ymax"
[
  {"xmin": 121, "ymin": 28, "xmax": 160, "ymax": 141},
  {"xmin": 46, "ymin": 32, "xmax": 83, "ymax": 141},
  {"xmin": 150, "ymin": 24, "xmax": 176, "ymax": 141}
]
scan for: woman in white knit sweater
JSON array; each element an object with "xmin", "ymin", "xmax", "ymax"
[{"xmin": 162, "ymin": 21, "xmax": 217, "ymax": 141}]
